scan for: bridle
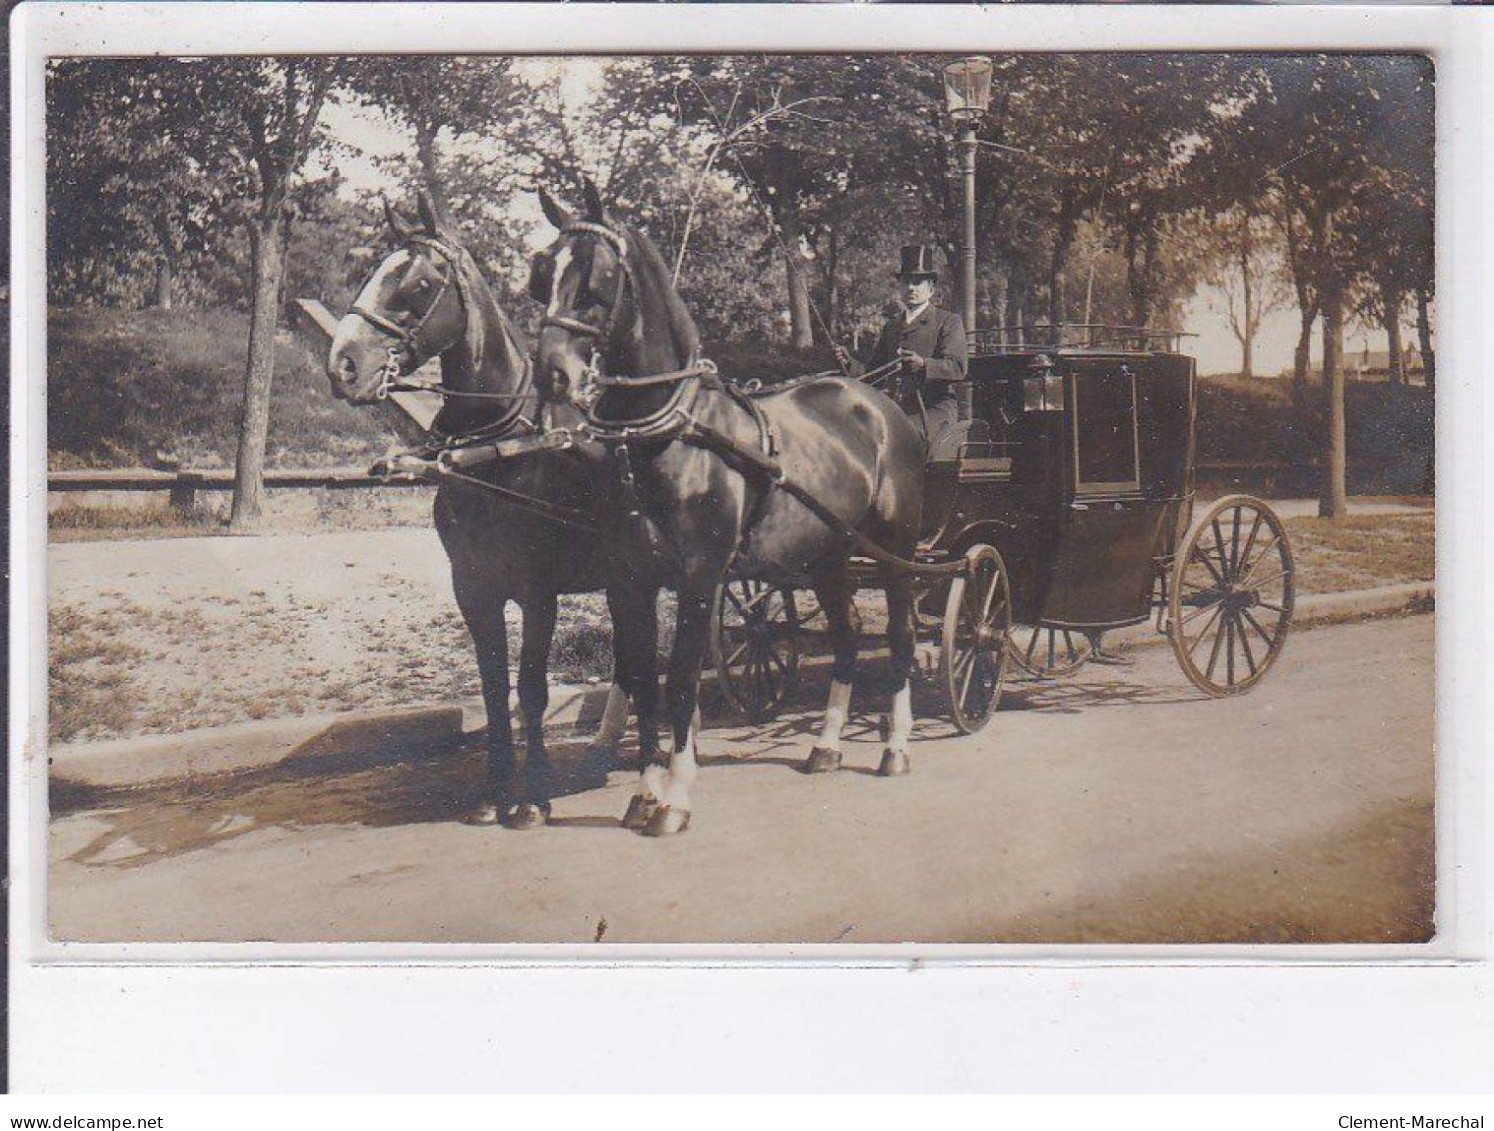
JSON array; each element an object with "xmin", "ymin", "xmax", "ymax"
[
  {"xmin": 349, "ymin": 235, "xmax": 538, "ymax": 440},
  {"xmin": 537, "ymin": 220, "xmax": 717, "ymax": 422}
]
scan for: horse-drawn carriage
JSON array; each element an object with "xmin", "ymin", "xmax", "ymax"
[
  {"xmin": 331, "ymin": 186, "xmax": 1295, "ymax": 834},
  {"xmin": 710, "ymin": 322, "xmax": 1296, "ymax": 732}
]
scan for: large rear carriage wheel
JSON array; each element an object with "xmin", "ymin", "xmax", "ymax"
[
  {"xmin": 940, "ymin": 544, "xmax": 1012, "ymax": 734},
  {"xmin": 711, "ymin": 578, "xmax": 801, "ymax": 722},
  {"xmin": 1169, "ymin": 495, "xmax": 1294, "ymax": 696}
]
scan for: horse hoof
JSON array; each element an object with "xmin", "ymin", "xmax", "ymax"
[
  {"xmin": 803, "ymin": 747, "xmax": 843, "ymax": 774},
  {"xmin": 877, "ymin": 749, "xmax": 911, "ymax": 777},
  {"xmin": 622, "ymin": 794, "xmax": 659, "ymax": 830},
  {"xmin": 643, "ymin": 806, "xmax": 691, "ymax": 837},
  {"xmin": 465, "ymin": 802, "xmax": 504, "ymax": 826},
  {"xmin": 506, "ymin": 803, "xmax": 550, "ymax": 831}
]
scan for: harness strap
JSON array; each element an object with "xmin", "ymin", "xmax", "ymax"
[{"xmin": 679, "ymin": 398, "xmax": 969, "ymax": 579}]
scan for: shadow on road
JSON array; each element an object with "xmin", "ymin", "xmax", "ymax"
[{"xmin": 56, "ymin": 653, "xmax": 1203, "ymax": 871}]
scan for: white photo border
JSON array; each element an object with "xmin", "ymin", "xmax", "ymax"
[{"xmin": 10, "ymin": 0, "xmax": 1490, "ymax": 1091}]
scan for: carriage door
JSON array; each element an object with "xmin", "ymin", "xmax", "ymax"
[{"xmin": 1041, "ymin": 357, "xmax": 1162, "ymax": 629}]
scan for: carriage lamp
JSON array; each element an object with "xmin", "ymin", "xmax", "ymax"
[
  {"xmin": 1023, "ymin": 355, "xmax": 1064, "ymax": 412},
  {"xmin": 942, "ymin": 56, "xmax": 994, "ymax": 123},
  {"xmin": 943, "ymin": 57, "xmax": 993, "ymax": 348}
]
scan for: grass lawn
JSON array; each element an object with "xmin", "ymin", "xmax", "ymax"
[{"xmin": 1284, "ymin": 512, "xmax": 1434, "ymax": 595}]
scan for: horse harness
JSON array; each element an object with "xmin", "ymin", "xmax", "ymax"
[{"xmin": 537, "ymin": 217, "xmax": 971, "ymax": 575}]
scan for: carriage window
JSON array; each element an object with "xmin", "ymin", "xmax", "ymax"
[{"xmin": 1072, "ymin": 369, "xmax": 1140, "ymax": 493}]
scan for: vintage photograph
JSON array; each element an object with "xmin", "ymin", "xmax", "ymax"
[{"xmin": 41, "ymin": 50, "xmax": 1435, "ymax": 945}]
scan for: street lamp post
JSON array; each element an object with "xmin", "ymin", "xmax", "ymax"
[{"xmin": 942, "ymin": 57, "xmax": 994, "ymax": 345}]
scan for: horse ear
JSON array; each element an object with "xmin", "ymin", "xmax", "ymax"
[
  {"xmin": 581, "ymin": 176, "xmax": 605, "ymax": 222},
  {"xmin": 538, "ymin": 186, "xmax": 572, "ymax": 231},
  {"xmin": 415, "ymin": 189, "xmax": 441, "ymax": 236},
  {"xmin": 383, "ymin": 195, "xmax": 415, "ymax": 241}
]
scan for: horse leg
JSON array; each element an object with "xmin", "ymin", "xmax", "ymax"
[
  {"xmin": 452, "ymin": 576, "xmax": 516, "ymax": 825},
  {"xmin": 642, "ymin": 584, "xmax": 715, "ymax": 837},
  {"xmin": 805, "ymin": 568, "xmax": 860, "ymax": 774},
  {"xmin": 608, "ymin": 580, "xmax": 664, "ymax": 829},
  {"xmin": 877, "ymin": 566, "xmax": 917, "ymax": 778},
  {"xmin": 508, "ymin": 594, "xmax": 557, "ymax": 830}
]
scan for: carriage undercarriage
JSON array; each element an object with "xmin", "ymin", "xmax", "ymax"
[{"xmin": 709, "ymin": 332, "xmax": 1297, "ymax": 733}]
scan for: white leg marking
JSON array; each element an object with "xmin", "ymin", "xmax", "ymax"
[
  {"xmin": 640, "ymin": 763, "xmax": 668, "ymax": 802},
  {"xmin": 817, "ymin": 680, "xmax": 853, "ymax": 751},
  {"xmin": 887, "ymin": 683, "xmax": 913, "ymax": 754},
  {"xmin": 594, "ymin": 684, "xmax": 628, "ymax": 747},
  {"xmin": 661, "ymin": 723, "xmax": 698, "ymax": 810}
]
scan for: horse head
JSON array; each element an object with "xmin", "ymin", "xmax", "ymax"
[
  {"xmin": 530, "ymin": 176, "xmax": 699, "ymax": 415},
  {"xmin": 328, "ymin": 190, "xmax": 487, "ymax": 405}
]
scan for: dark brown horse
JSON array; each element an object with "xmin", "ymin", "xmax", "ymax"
[
  {"xmin": 531, "ymin": 179, "xmax": 926, "ymax": 837},
  {"xmin": 327, "ymin": 192, "xmax": 628, "ymax": 829}
]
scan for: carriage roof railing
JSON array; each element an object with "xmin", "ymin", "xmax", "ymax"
[{"xmin": 968, "ymin": 323, "xmax": 1196, "ymax": 356}]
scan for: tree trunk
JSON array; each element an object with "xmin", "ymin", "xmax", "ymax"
[
  {"xmin": 1005, "ymin": 278, "xmax": 1023, "ymax": 347},
  {"xmin": 413, "ymin": 118, "xmax": 450, "ymax": 223},
  {"xmin": 1416, "ymin": 286, "xmax": 1434, "ymax": 395},
  {"xmin": 1048, "ymin": 199, "xmax": 1076, "ymax": 328},
  {"xmin": 779, "ymin": 214, "xmax": 814, "ymax": 349},
  {"xmin": 1292, "ymin": 305, "xmax": 1315, "ymax": 417},
  {"xmin": 1383, "ymin": 289, "xmax": 1404, "ymax": 385},
  {"xmin": 1318, "ymin": 294, "xmax": 1347, "ymax": 519},
  {"xmin": 153, "ymin": 256, "xmax": 174, "ymax": 311},
  {"xmin": 1238, "ymin": 214, "xmax": 1254, "ymax": 379},
  {"xmin": 825, "ymin": 227, "xmax": 841, "ymax": 337},
  {"xmin": 230, "ymin": 218, "xmax": 285, "ymax": 530}
]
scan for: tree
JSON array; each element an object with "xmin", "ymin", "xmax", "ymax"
[
  {"xmin": 1203, "ymin": 206, "xmax": 1289, "ymax": 378},
  {"xmin": 147, "ymin": 57, "xmax": 341, "ymax": 528},
  {"xmin": 46, "ymin": 60, "xmax": 217, "ymax": 309},
  {"xmin": 342, "ymin": 57, "xmax": 520, "ymax": 223}
]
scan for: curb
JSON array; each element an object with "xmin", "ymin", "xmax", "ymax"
[{"xmin": 49, "ymin": 582, "xmax": 1433, "ymax": 795}]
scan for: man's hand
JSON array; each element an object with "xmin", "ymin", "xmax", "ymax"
[
  {"xmin": 898, "ymin": 348, "xmax": 926, "ymax": 374},
  {"xmin": 833, "ymin": 344, "xmax": 852, "ymax": 369}
]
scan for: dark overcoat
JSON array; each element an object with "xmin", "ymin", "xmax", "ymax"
[{"xmin": 849, "ymin": 304, "xmax": 970, "ymax": 421}]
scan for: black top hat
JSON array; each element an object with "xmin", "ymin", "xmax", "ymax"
[{"xmin": 895, "ymin": 245, "xmax": 939, "ymax": 279}]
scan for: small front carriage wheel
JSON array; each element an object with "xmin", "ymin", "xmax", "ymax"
[
  {"xmin": 940, "ymin": 544, "xmax": 1012, "ymax": 734},
  {"xmin": 1168, "ymin": 494, "xmax": 1295, "ymax": 696},
  {"xmin": 710, "ymin": 578, "xmax": 801, "ymax": 722},
  {"xmin": 1008, "ymin": 623, "xmax": 1094, "ymax": 679}
]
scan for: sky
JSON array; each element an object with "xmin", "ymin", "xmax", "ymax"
[{"xmin": 318, "ymin": 58, "xmax": 1397, "ymax": 378}]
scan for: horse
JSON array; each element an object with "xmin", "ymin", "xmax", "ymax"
[
  {"xmin": 327, "ymin": 190, "xmax": 628, "ymax": 829},
  {"xmin": 530, "ymin": 178, "xmax": 926, "ymax": 837}
]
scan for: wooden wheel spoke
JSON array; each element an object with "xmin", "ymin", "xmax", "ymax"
[
  {"xmin": 1210, "ymin": 519, "xmax": 1231, "ymax": 581},
  {"xmin": 1237, "ymin": 512, "xmax": 1263, "ymax": 577},
  {"xmin": 1192, "ymin": 545, "xmax": 1226, "ymax": 586},
  {"xmin": 1229, "ymin": 508, "xmax": 1243, "ymax": 574},
  {"xmin": 1240, "ymin": 606, "xmax": 1279, "ymax": 651},
  {"xmin": 1023, "ymin": 626, "xmax": 1041, "ymax": 663},
  {"xmin": 1239, "ymin": 565, "xmax": 1290, "ymax": 593},
  {"xmin": 1188, "ymin": 605, "xmax": 1225, "ymax": 659},
  {"xmin": 1235, "ymin": 539, "xmax": 1283, "ymax": 587},
  {"xmin": 726, "ymin": 640, "xmax": 750, "ymax": 667},
  {"xmin": 1179, "ymin": 595, "xmax": 1224, "ymax": 626},
  {"xmin": 1235, "ymin": 611, "xmax": 1258, "ymax": 676},
  {"xmin": 1205, "ymin": 609, "xmax": 1229, "ymax": 682}
]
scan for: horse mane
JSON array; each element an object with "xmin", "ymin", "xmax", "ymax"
[
  {"xmin": 444, "ymin": 239, "xmax": 525, "ymax": 379},
  {"xmin": 616, "ymin": 218, "xmax": 701, "ymax": 365}
]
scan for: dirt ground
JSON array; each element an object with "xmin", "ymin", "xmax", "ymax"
[
  {"xmin": 48, "ymin": 617, "xmax": 1435, "ymax": 944},
  {"xmin": 46, "ymin": 508, "xmax": 1433, "ymax": 745}
]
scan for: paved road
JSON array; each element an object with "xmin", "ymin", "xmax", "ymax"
[{"xmin": 49, "ymin": 616, "xmax": 1433, "ymax": 945}]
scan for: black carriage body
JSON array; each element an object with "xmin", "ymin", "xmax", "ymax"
[{"xmin": 927, "ymin": 341, "xmax": 1197, "ymax": 631}]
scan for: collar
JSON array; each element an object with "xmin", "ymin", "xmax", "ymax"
[{"xmin": 903, "ymin": 302, "xmax": 931, "ymax": 325}]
